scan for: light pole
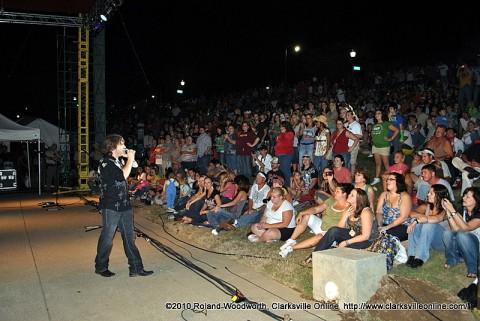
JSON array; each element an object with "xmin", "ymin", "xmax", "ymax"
[{"xmin": 284, "ymin": 45, "xmax": 301, "ymax": 88}]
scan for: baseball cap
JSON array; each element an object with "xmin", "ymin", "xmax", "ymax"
[{"xmin": 271, "ymin": 157, "xmax": 279, "ymax": 164}]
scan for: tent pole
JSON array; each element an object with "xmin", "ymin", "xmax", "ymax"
[{"xmin": 38, "ymin": 138, "xmax": 41, "ymax": 195}]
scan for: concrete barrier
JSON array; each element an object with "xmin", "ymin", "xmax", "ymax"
[{"xmin": 312, "ymin": 247, "xmax": 386, "ymax": 310}]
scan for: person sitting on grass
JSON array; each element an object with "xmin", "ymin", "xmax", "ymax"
[
  {"xmin": 181, "ymin": 176, "xmax": 222, "ymax": 224},
  {"xmin": 376, "ymin": 172, "xmax": 413, "ymax": 241},
  {"xmin": 305, "ymin": 188, "xmax": 378, "ymax": 264},
  {"xmin": 248, "ymin": 187, "xmax": 295, "ymax": 243},
  {"xmin": 382, "ymin": 151, "xmax": 412, "ymax": 195},
  {"xmin": 406, "ymin": 184, "xmax": 449, "ymax": 269},
  {"xmin": 315, "ymin": 167, "xmax": 338, "ymax": 203},
  {"xmin": 278, "ymin": 183, "xmax": 353, "ymax": 258},
  {"xmin": 442, "ymin": 187, "xmax": 480, "ymax": 278},
  {"xmin": 352, "ymin": 168, "xmax": 375, "ymax": 210},
  {"xmin": 287, "ymin": 171, "xmax": 304, "ymax": 202},
  {"xmin": 207, "ymin": 175, "xmax": 250, "ymax": 235}
]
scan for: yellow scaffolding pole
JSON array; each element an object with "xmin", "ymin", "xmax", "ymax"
[{"xmin": 77, "ymin": 26, "xmax": 89, "ymax": 189}]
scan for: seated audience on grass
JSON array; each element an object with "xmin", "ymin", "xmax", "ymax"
[
  {"xmin": 315, "ymin": 167, "xmax": 338, "ymax": 202},
  {"xmin": 217, "ymin": 171, "xmax": 236, "ymax": 203},
  {"xmin": 382, "ymin": 151, "xmax": 412, "ymax": 195},
  {"xmin": 352, "ymin": 168, "xmax": 375, "ymax": 210},
  {"xmin": 173, "ymin": 175, "xmax": 206, "ymax": 215},
  {"xmin": 266, "ymin": 157, "xmax": 285, "ymax": 185},
  {"xmin": 306, "ymin": 188, "xmax": 377, "ymax": 263},
  {"xmin": 299, "ymin": 155, "xmax": 318, "ymax": 202},
  {"xmin": 248, "ymin": 187, "xmax": 295, "ymax": 243},
  {"xmin": 173, "ymin": 171, "xmax": 191, "ymax": 209},
  {"xmin": 415, "ymin": 164, "xmax": 454, "ymax": 206},
  {"xmin": 219, "ymin": 172, "xmax": 271, "ymax": 229},
  {"xmin": 442, "ymin": 187, "xmax": 480, "ymax": 278},
  {"xmin": 278, "ymin": 183, "xmax": 353, "ymax": 258},
  {"xmin": 376, "ymin": 172, "xmax": 412, "ymax": 241},
  {"xmin": 252, "ymin": 145, "xmax": 273, "ymax": 174},
  {"xmin": 207, "ymin": 175, "xmax": 250, "ymax": 235},
  {"xmin": 406, "ymin": 184, "xmax": 449, "ymax": 268},
  {"xmin": 332, "ymin": 154, "xmax": 352, "ymax": 183},
  {"xmin": 287, "ymin": 171, "xmax": 304, "ymax": 202},
  {"xmin": 452, "ymin": 145, "xmax": 480, "ymax": 195},
  {"xmin": 182, "ymin": 176, "xmax": 221, "ymax": 224}
]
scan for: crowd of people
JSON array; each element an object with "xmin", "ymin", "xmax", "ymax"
[{"xmin": 105, "ymin": 58, "xmax": 480, "ymax": 277}]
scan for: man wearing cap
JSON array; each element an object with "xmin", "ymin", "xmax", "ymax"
[
  {"xmin": 252, "ymin": 145, "xmax": 272, "ymax": 173},
  {"xmin": 410, "ymin": 148, "xmax": 451, "ymax": 185},
  {"xmin": 224, "ymin": 172, "xmax": 270, "ymax": 229},
  {"xmin": 266, "ymin": 158, "xmax": 285, "ymax": 185},
  {"xmin": 416, "ymin": 164, "xmax": 454, "ymax": 205},
  {"xmin": 452, "ymin": 145, "xmax": 480, "ymax": 194},
  {"xmin": 345, "ymin": 110, "xmax": 362, "ymax": 174}
]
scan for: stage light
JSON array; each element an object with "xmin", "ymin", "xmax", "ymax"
[{"xmin": 100, "ymin": 6, "xmax": 113, "ymax": 22}]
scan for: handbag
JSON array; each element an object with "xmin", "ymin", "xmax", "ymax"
[
  {"xmin": 324, "ymin": 146, "xmax": 333, "ymax": 160},
  {"xmin": 365, "ymin": 231, "xmax": 400, "ymax": 270}
]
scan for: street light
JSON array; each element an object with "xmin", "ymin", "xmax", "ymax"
[
  {"xmin": 350, "ymin": 49, "xmax": 356, "ymax": 58},
  {"xmin": 180, "ymin": 80, "xmax": 185, "ymax": 86},
  {"xmin": 284, "ymin": 45, "xmax": 301, "ymax": 88}
]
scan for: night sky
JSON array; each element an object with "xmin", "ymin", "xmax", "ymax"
[{"xmin": 0, "ymin": 1, "xmax": 478, "ymax": 124}]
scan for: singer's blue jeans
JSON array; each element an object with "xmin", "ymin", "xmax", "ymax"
[{"xmin": 95, "ymin": 208, "xmax": 144, "ymax": 274}]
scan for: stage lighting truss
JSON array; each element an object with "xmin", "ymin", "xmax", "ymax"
[{"xmin": 87, "ymin": 0, "xmax": 123, "ymax": 34}]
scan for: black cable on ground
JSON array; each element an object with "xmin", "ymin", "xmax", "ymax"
[
  {"xmin": 140, "ymin": 210, "xmax": 282, "ymax": 261},
  {"xmin": 135, "ymin": 227, "xmax": 285, "ymax": 321},
  {"xmin": 225, "ymin": 267, "xmax": 328, "ymax": 320}
]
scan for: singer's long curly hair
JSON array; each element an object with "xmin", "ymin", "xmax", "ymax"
[{"xmin": 103, "ymin": 134, "xmax": 124, "ymax": 155}]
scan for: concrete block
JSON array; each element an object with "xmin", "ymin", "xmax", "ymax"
[{"xmin": 312, "ymin": 247, "xmax": 386, "ymax": 310}]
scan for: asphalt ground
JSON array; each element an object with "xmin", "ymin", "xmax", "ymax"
[{"xmin": 0, "ymin": 192, "xmax": 341, "ymax": 321}]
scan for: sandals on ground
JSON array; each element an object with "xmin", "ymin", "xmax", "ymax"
[
  {"xmin": 300, "ymin": 255, "xmax": 312, "ymax": 267},
  {"xmin": 444, "ymin": 263, "xmax": 451, "ymax": 269},
  {"xmin": 467, "ymin": 273, "xmax": 477, "ymax": 278}
]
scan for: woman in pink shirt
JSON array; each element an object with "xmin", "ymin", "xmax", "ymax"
[{"xmin": 332, "ymin": 154, "xmax": 352, "ymax": 183}]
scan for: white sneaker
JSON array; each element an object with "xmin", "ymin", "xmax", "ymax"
[
  {"xmin": 166, "ymin": 208, "xmax": 176, "ymax": 213},
  {"xmin": 211, "ymin": 228, "xmax": 219, "ymax": 236},
  {"xmin": 371, "ymin": 177, "xmax": 381, "ymax": 185},
  {"xmin": 248, "ymin": 234, "xmax": 260, "ymax": 242},
  {"xmin": 279, "ymin": 245, "xmax": 293, "ymax": 258},
  {"xmin": 280, "ymin": 239, "xmax": 297, "ymax": 251},
  {"xmin": 367, "ymin": 154, "xmax": 374, "ymax": 158}
]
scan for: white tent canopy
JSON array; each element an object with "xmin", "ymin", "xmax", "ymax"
[
  {"xmin": 18, "ymin": 117, "xmax": 64, "ymax": 148},
  {"xmin": 0, "ymin": 114, "xmax": 41, "ymax": 194}
]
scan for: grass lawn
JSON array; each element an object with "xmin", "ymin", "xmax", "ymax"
[{"xmin": 137, "ymin": 151, "xmax": 478, "ymax": 320}]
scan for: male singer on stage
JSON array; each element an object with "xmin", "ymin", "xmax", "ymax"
[{"xmin": 94, "ymin": 134, "xmax": 153, "ymax": 277}]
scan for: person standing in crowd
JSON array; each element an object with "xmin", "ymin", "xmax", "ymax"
[
  {"xmin": 457, "ymin": 63, "xmax": 473, "ymax": 113},
  {"xmin": 330, "ymin": 118, "xmax": 359, "ymax": 170},
  {"xmin": 275, "ymin": 121, "xmax": 295, "ymax": 187},
  {"xmin": 371, "ymin": 109, "xmax": 399, "ymax": 185},
  {"xmin": 298, "ymin": 114, "xmax": 316, "ymax": 162},
  {"xmin": 388, "ymin": 103, "xmax": 404, "ymax": 163},
  {"xmin": 95, "ymin": 134, "xmax": 153, "ymax": 278},
  {"xmin": 237, "ymin": 122, "xmax": 259, "ymax": 178},
  {"xmin": 181, "ymin": 135, "xmax": 198, "ymax": 171},
  {"xmin": 312, "ymin": 115, "xmax": 330, "ymax": 174},
  {"xmin": 291, "ymin": 113, "xmax": 303, "ymax": 172},
  {"xmin": 196, "ymin": 125, "xmax": 212, "ymax": 175},
  {"xmin": 224, "ymin": 125, "xmax": 238, "ymax": 174},
  {"xmin": 345, "ymin": 110, "xmax": 362, "ymax": 175},
  {"xmin": 44, "ymin": 143, "xmax": 62, "ymax": 192}
]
